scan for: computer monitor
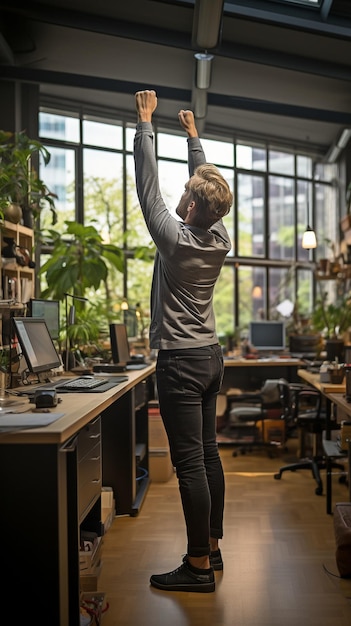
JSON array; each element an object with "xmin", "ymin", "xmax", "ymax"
[
  {"xmin": 13, "ymin": 317, "xmax": 62, "ymax": 375},
  {"xmin": 28, "ymin": 298, "xmax": 60, "ymax": 340},
  {"xmin": 109, "ymin": 323, "xmax": 131, "ymax": 365},
  {"xmin": 249, "ymin": 320, "xmax": 286, "ymax": 353}
]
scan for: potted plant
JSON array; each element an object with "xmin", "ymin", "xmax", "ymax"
[
  {"xmin": 0, "ymin": 129, "xmax": 57, "ymax": 226},
  {"xmin": 311, "ymin": 289, "xmax": 351, "ymax": 361}
]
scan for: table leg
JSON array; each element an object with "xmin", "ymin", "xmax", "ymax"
[{"xmin": 326, "ymin": 456, "xmax": 332, "ymax": 514}]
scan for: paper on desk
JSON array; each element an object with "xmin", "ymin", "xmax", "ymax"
[{"xmin": 0, "ymin": 413, "xmax": 65, "ymax": 431}]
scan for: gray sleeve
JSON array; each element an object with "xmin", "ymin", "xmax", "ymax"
[
  {"xmin": 187, "ymin": 137, "xmax": 206, "ymax": 176},
  {"xmin": 133, "ymin": 122, "xmax": 179, "ymax": 254}
]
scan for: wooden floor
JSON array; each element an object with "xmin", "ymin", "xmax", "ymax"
[{"xmin": 97, "ymin": 442, "xmax": 351, "ymax": 626}]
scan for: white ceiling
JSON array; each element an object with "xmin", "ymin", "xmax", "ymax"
[{"xmin": 1, "ymin": 0, "xmax": 351, "ymax": 156}]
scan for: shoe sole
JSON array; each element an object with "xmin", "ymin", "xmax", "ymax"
[{"xmin": 150, "ymin": 578, "xmax": 215, "ymax": 593}]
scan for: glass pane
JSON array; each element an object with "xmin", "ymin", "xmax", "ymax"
[
  {"xmin": 83, "ymin": 148, "xmax": 124, "ymax": 247},
  {"xmin": 237, "ymin": 174, "xmax": 265, "ymax": 257},
  {"xmin": 313, "ymin": 162, "xmax": 337, "ymax": 183},
  {"xmin": 158, "ymin": 160, "xmax": 189, "ymax": 219},
  {"xmin": 39, "ymin": 145, "xmax": 76, "ymax": 228},
  {"xmin": 158, "ymin": 133, "xmax": 234, "ymax": 166},
  {"xmin": 238, "ymin": 266, "xmax": 256, "ymax": 330},
  {"xmin": 315, "ymin": 182, "xmax": 338, "ymax": 261},
  {"xmin": 126, "ymin": 257, "xmax": 153, "ymax": 340},
  {"xmin": 296, "ymin": 267, "xmax": 313, "ymax": 320},
  {"xmin": 39, "ymin": 111, "xmax": 80, "ymax": 142},
  {"xmin": 297, "ymin": 155, "xmax": 312, "ymax": 178},
  {"xmin": 251, "ymin": 267, "xmax": 266, "ymax": 321},
  {"xmin": 268, "ymin": 267, "xmax": 294, "ymax": 321},
  {"xmin": 200, "ymin": 138, "xmax": 234, "ymax": 167},
  {"xmin": 214, "ymin": 265, "xmax": 235, "ymax": 339},
  {"xmin": 126, "ymin": 125, "xmax": 135, "ymax": 153},
  {"xmin": 236, "ymin": 144, "xmax": 266, "ymax": 171},
  {"xmin": 126, "ymin": 155, "xmax": 154, "ymax": 248},
  {"xmin": 83, "ymin": 120, "xmax": 123, "ymax": 149},
  {"xmin": 218, "ymin": 166, "xmax": 234, "ymax": 256},
  {"xmin": 269, "ymin": 150, "xmax": 294, "ymax": 175},
  {"xmin": 158, "ymin": 133, "xmax": 188, "ymax": 160},
  {"xmin": 268, "ymin": 176, "xmax": 294, "ymax": 260}
]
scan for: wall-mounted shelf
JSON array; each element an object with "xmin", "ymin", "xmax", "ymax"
[{"xmin": 0, "ymin": 220, "xmax": 34, "ymax": 305}]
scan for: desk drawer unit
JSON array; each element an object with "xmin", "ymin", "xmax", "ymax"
[{"xmin": 78, "ymin": 416, "xmax": 102, "ymax": 521}]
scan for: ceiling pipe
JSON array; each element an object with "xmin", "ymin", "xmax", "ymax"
[{"xmin": 192, "ymin": 0, "xmax": 224, "ymax": 50}]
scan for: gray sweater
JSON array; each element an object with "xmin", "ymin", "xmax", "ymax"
[{"xmin": 134, "ymin": 121, "xmax": 231, "ymax": 350}]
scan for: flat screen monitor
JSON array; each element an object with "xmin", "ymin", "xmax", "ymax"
[
  {"xmin": 28, "ymin": 298, "xmax": 60, "ymax": 340},
  {"xmin": 249, "ymin": 320, "xmax": 286, "ymax": 352},
  {"xmin": 109, "ymin": 323, "xmax": 131, "ymax": 365},
  {"xmin": 13, "ymin": 317, "xmax": 62, "ymax": 374}
]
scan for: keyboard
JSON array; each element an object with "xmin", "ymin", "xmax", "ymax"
[{"xmin": 56, "ymin": 377, "xmax": 109, "ymax": 390}]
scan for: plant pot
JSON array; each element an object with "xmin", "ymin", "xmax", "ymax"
[
  {"xmin": 328, "ymin": 367, "xmax": 345, "ymax": 384},
  {"xmin": 325, "ymin": 338, "xmax": 344, "ymax": 363},
  {"xmin": 3, "ymin": 202, "xmax": 22, "ymax": 224}
]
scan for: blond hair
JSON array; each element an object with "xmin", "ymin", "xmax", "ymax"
[{"xmin": 186, "ymin": 164, "xmax": 233, "ymax": 229}]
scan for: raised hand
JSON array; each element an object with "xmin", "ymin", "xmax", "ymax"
[
  {"xmin": 178, "ymin": 110, "xmax": 198, "ymax": 138},
  {"xmin": 135, "ymin": 90, "xmax": 158, "ymax": 122}
]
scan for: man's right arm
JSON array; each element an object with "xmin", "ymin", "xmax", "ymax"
[
  {"xmin": 178, "ymin": 109, "xmax": 206, "ymax": 177},
  {"xmin": 134, "ymin": 92, "xmax": 179, "ymax": 253}
]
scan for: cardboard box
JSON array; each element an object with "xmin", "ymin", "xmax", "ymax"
[
  {"xmin": 80, "ymin": 560, "xmax": 103, "ymax": 592},
  {"xmin": 80, "ymin": 536, "xmax": 103, "ymax": 574},
  {"xmin": 149, "ymin": 448, "xmax": 174, "ymax": 482},
  {"xmin": 149, "ymin": 410, "xmax": 169, "ymax": 449}
]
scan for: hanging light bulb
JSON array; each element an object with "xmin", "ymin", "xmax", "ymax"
[{"xmin": 302, "ymin": 226, "xmax": 317, "ymax": 249}]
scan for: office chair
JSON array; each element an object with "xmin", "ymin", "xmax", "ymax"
[
  {"xmin": 273, "ymin": 383, "xmax": 345, "ymax": 495},
  {"xmin": 226, "ymin": 378, "xmax": 292, "ymax": 457}
]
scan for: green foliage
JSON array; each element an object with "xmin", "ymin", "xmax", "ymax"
[
  {"xmin": 39, "ymin": 221, "xmax": 124, "ymax": 300},
  {"xmin": 311, "ymin": 290, "xmax": 351, "ymax": 339},
  {"xmin": 0, "ymin": 129, "xmax": 57, "ymax": 223}
]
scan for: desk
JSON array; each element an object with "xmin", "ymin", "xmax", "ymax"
[
  {"xmin": 298, "ymin": 369, "xmax": 349, "ymax": 513},
  {"xmin": 297, "ymin": 368, "xmax": 345, "ymax": 437},
  {"xmin": 0, "ymin": 364, "xmax": 155, "ymax": 626},
  {"xmin": 222, "ymin": 357, "xmax": 303, "ymax": 392},
  {"xmin": 323, "ymin": 393, "xmax": 351, "ymax": 514}
]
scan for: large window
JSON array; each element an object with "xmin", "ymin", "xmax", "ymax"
[{"xmin": 38, "ymin": 106, "xmax": 337, "ymax": 345}]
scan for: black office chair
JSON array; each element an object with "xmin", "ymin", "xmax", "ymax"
[
  {"xmin": 273, "ymin": 383, "xmax": 345, "ymax": 495},
  {"xmin": 226, "ymin": 378, "xmax": 292, "ymax": 457}
]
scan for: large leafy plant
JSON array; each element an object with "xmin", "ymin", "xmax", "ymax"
[
  {"xmin": 39, "ymin": 220, "xmax": 124, "ymax": 300},
  {"xmin": 311, "ymin": 289, "xmax": 351, "ymax": 339},
  {"xmin": 39, "ymin": 221, "xmax": 126, "ymax": 349}
]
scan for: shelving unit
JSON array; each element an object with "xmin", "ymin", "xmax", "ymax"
[
  {"xmin": 0, "ymin": 220, "xmax": 35, "ymax": 304},
  {"xmin": 102, "ymin": 379, "xmax": 150, "ymax": 516},
  {"xmin": 0, "ymin": 220, "xmax": 35, "ymax": 346}
]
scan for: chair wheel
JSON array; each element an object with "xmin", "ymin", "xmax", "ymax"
[
  {"xmin": 274, "ymin": 473, "xmax": 281, "ymax": 480},
  {"xmin": 315, "ymin": 486, "xmax": 323, "ymax": 495}
]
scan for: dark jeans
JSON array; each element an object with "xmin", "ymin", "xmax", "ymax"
[{"xmin": 156, "ymin": 344, "xmax": 225, "ymax": 558}]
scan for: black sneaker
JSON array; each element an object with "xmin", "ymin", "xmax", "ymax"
[
  {"xmin": 210, "ymin": 549, "xmax": 223, "ymax": 571},
  {"xmin": 182, "ymin": 549, "xmax": 223, "ymax": 571},
  {"xmin": 150, "ymin": 561, "xmax": 215, "ymax": 593}
]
